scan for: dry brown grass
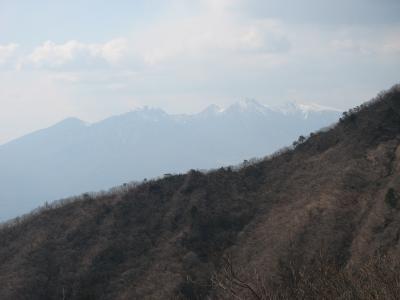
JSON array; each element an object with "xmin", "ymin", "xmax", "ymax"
[
  {"xmin": 0, "ymin": 85, "xmax": 399, "ymax": 299},
  {"xmin": 212, "ymin": 252, "xmax": 400, "ymax": 300}
]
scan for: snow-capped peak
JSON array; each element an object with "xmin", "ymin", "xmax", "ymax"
[
  {"xmin": 200, "ymin": 104, "xmax": 224, "ymax": 115},
  {"xmin": 196, "ymin": 99, "xmax": 341, "ymax": 118},
  {"xmin": 277, "ymin": 101, "xmax": 342, "ymax": 118},
  {"xmin": 130, "ymin": 105, "xmax": 166, "ymax": 114},
  {"xmin": 296, "ymin": 102, "xmax": 342, "ymax": 113},
  {"xmin": 224, "ymin": 99, "xmax": 272, "ymax": 115}
]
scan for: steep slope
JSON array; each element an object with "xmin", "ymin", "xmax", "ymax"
[
  {"xmin": 0, "ymin": 100, "xmax": 340, "ymax": 221},
  {"xmin": 0, "ymin": 86, "xmax": 399, "ymax": 299}
]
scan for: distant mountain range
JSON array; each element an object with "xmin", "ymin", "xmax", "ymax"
[
  {"xmin": 0, "ymin": 99, "xmax": 341, "ymax": 221},
  {"xmin": 1, "ymin": 86, "xmax": 399, "ymax": 299}
]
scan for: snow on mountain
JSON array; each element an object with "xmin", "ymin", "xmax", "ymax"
[
  {"xmin": 193, "ymin": 99, "xmax": 341, "ymax": 118},
  {"xmin": 276, "ymin": 101, "xmax": 342, "ymax": 118},
  {"xmin": 0, "ymin": 99, "xmax": 341, "ymax": 221},
  {"xmin": 223, "ymin": 99, "xmax": 272, "ymax": 115}
]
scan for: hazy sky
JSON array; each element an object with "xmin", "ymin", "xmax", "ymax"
[{"xmin": 0, "ymin": 0, "xmax": 399, "ymax": 144}]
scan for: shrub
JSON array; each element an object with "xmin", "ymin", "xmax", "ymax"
[{"xmin": 385, "ymin": 188, "xmax": 398, "ymax": 208}]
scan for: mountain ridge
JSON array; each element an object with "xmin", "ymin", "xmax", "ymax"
[
  {"xmin": 0, "ymin": 85, "xmax": 399, "ymax": 299},
  {"xmin": 0, "ymin": 99, "xmax": 340, "ymax": 148},
  {"xmin": 0, "ymin": 99, "xmax": 341, "ymax": 221}
]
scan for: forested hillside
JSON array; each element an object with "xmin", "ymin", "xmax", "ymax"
[
  {"xmin": 0, "ymin": 100, "xmax": 340, "ymax": 221},
  {"xmin": 0, "ymin": 85, "xmax": 399, "ymax": 299}
]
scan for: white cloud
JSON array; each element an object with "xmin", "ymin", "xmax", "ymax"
[
  {"xmin": 50, "ymin": 72, "xmax": 80, "ymax": 83},
  {"xmin": 330, "ymin": 39, "xmax": 373, "ymax": 54},
  {"xmin": 383, "ymin": 41, "xmax": 400, "ymax": 54},
  {"xmin": 132, "ymin": 6, "xmax": 290, "ymax": 66},
  {"xmin": 21, "ymin": 0, "xmax": 290, "ymax": 71},
  {"xmin": 382, "ymin": 32, "xmax": 400, "ymax": 55},
  {"xmin": 1, "ymin": 0, "xmax": 399, "ymax": 145},
  {"xmin": 26, "ymin": 38, "xmax": 128, "ymax": 68},
  {"xmin": 329, "ymin": 28, "xmax": 400, "ymax": 56},
  {"xmin": 96, "ymin": 38, "xmax": 128, "ymax": 64},
  {"xmin": 0, "ymin": 43, "xmax": 19, "ymax": 64}
]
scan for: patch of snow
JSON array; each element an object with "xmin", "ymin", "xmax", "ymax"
[{"xmin": 276, "ymin": 101, "xmax": 342, "ymax": 118}]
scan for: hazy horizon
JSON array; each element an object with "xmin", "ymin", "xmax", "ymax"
[
  {"xmin": 1, "ymin": 0, "xmax": 399, "ymax": 143},
  {"xmin": 0, "ymin": 98, "xmax": 344, "ymax": 146},
  {"xmin": 1, "ymin": 1, "xmax": 400, "ymax": 297},
  {"xmin": 0, "ymin": 101, "xmax": 341, "ymax": 221}
]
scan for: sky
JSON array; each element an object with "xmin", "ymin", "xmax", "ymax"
[{"xmin": 0, "ymin": 0, "xmax": 399, "ymax": 144}]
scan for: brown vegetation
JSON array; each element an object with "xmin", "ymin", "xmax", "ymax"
[
  {"xmin": 0, "ymin": 84, "xmax": 399, "ymax": 299},
  {"xmin": 212, "ymin": 251, "xmax": 400, "ymax": 299}
]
